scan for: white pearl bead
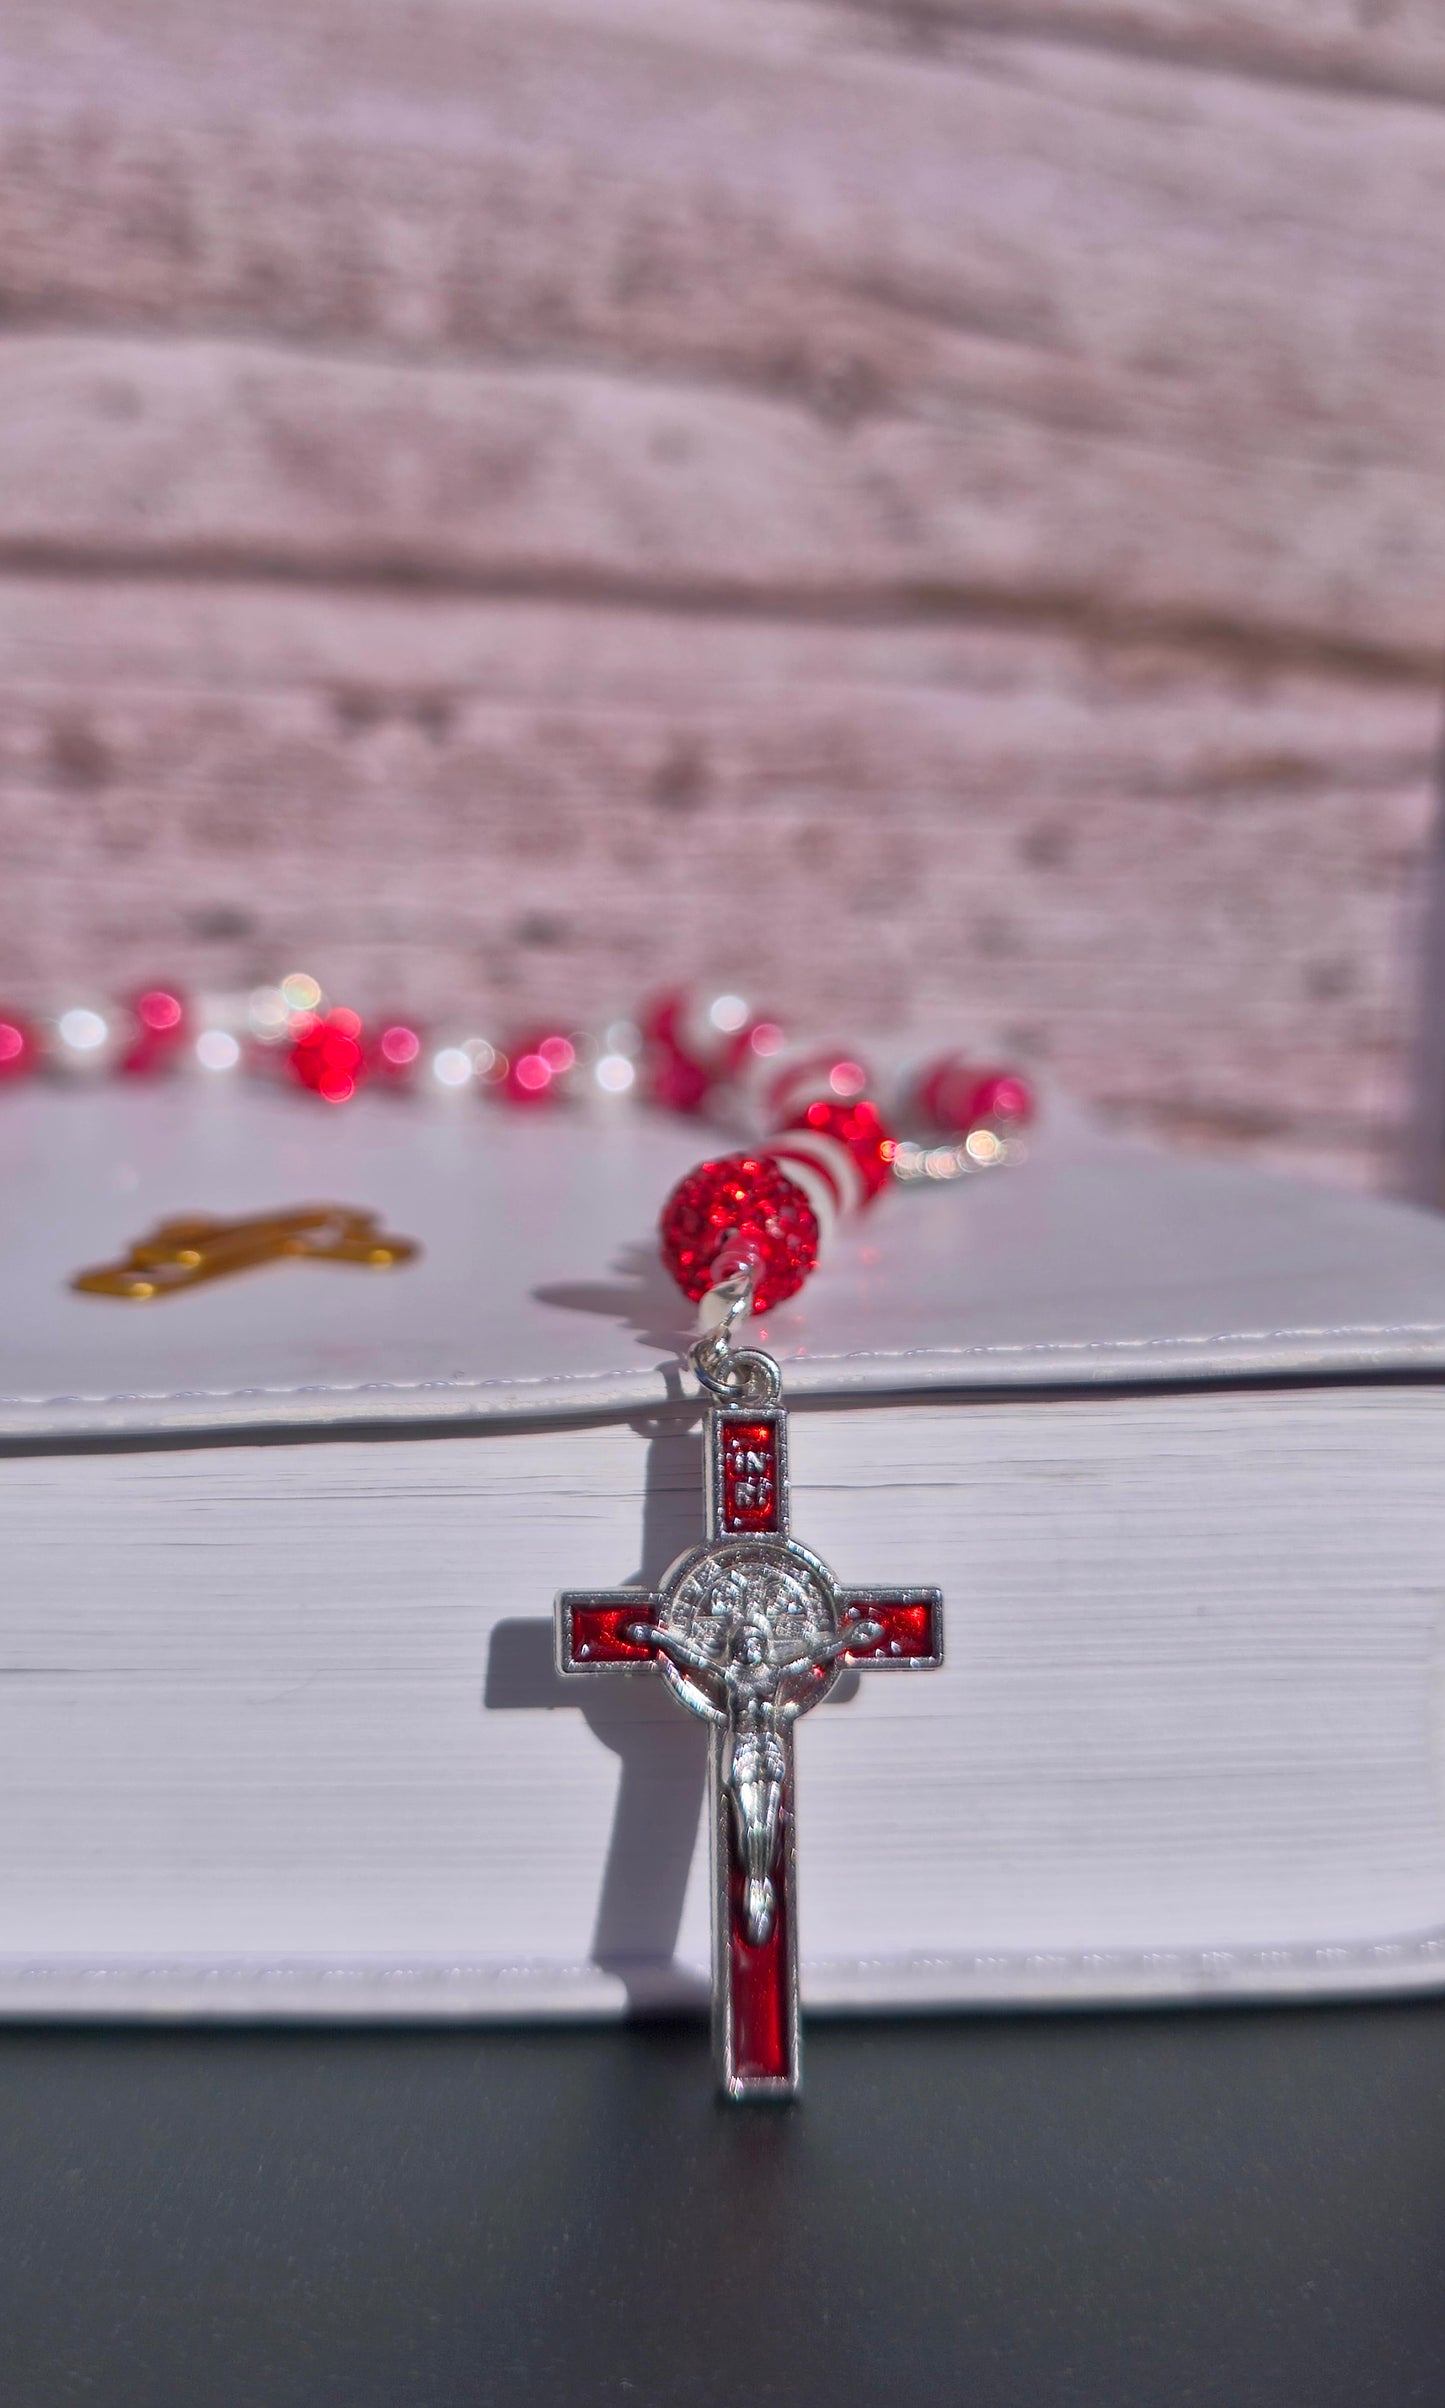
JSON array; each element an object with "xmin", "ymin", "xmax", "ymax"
[
  {"xmin": 426, "ymin": 1035, "xmax": 497, "ymax": 1095},
  {"xmin": 48, "ymin": 1003, "xmax": 122, "ymax": 1074},
  {"xmin": 195, "ymin": 1029, "xmax": 242, "ymax": 1073}
]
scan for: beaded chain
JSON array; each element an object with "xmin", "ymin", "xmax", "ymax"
[{"xmin": 0, "ymin": 979, "xmax": 1034, "ymax": 1318}]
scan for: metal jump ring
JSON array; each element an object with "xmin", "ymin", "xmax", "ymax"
[
  {"xmin": 689, "ymin": 1254, "xmax": 782, "ymax": 1404},
  {"xmin": 690, "ymin": 1341, "xmax": 783, "ymax": 1408}
]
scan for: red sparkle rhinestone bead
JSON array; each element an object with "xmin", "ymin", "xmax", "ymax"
[
  {"xmin": 288, "ymin": 1007, "xmax": 368, "ymax": 1104},
  {"xmin": 785, "ymin": 1096, "xmax": 895, "ymax": 1203},
  {"xmin": 659, "ymin": 1153, "xmax": 820, "ymax": 1310},
  {"xmin": 0, "ymin": 1012, "xmax": 36, "ymax": 1082}
]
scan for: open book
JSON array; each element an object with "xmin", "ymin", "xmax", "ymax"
[{"xmin": 2, "ymin": 1081, "xmax": 1444, "ymax": 2018}]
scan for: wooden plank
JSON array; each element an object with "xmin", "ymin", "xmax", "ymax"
[
  {"xmin": 0, "ymin": 0, "xmax": 1440, "ymax": 1192},
  {"xmin": 833, "ymin": 0, "xmax": 1445, "ymax": 103},
  {"xmin": 6, "ymin": 0, "xmax": 1444, "ymax": 109},
  {"xmin": 0, "ymin": 7, "xmax": 1443, "ymax": 660},
  {"xmin": 3, "ymin": 322, "xmax": 1444, "ymax": 673},
  {"xmin": 0, "ymin": 576, "xmax": 1431, "ymax": 1187}
]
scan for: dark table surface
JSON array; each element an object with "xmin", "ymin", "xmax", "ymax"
[{"xmin": 1, "ymin": 1998, "xmax": 1442, "ymax": 2407}]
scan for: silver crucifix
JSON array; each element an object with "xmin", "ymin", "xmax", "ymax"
[{"xmin": 556, "ymin": 1338, "xmax": 943, "ymax": 2101}]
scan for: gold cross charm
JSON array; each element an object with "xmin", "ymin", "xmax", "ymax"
[{"xmin": 71, "ymin": 1206, "xmax": 419, "ymax": 1299}]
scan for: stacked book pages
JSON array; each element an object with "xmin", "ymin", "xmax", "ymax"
[{"xmin": 2, "ymin": 1081, "xmax": 1444, "ymax": 2019}]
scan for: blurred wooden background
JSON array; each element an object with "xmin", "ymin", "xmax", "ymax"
[{"xmin": 1, "ymin": 0, "xmax": 1442, "ymax": 1184}]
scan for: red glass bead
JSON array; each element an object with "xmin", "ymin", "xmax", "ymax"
[
  {"xmin": 659, "ymin": 1153, "xmax": 820, "ymax": 1311},
  {"xmin": 368, "ymin": 1021, "xmax": 425, "ymax": 1086},
  {"xmin": 119, "ymin": 987, "xmax": 188, "ymax": 1076},
  {"xmin": 638, "ymin": 993, "xmax": 714, "ymax": 1114},
  {"xmin": 644, "ymin": 1032, "xmax": 710, "ymax": 1114},
  {"xmin": 502, "ymin": 1031, "xmax": 575, "ymax": 1104},
  {"xmin": 969, "ymin": 1070, "xmax": 1035, "ymax": 1127},
  {"xmin": 640, "ymin": 991, "xmax": 783, "ymax": 1115},
  {"xmin": 919, "ymin": 1057, "xmax": 1035, "ymax": 1133},
  {"xmin": 0, "ymin": 1013, "xmax": 36, "ymax": 1082},
  {"xmin": 288, "ymin": 1007, "xmax": 367, "ymax": 1103},
  {"xmin": 785, "ymin": 1095, "xmax": 895, "ymax": 1204},
  {"xmin": 135, "ymin": 988, "xmax": 184, "ymax": 1034},
  {"xmin": 758, "ymin": 1046, "xmax": 869, "ymax": 1125}
]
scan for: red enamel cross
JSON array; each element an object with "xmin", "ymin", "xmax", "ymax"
[{"xmin": 556, "ymin": 1377, "xmax": 942, "ymax": 2100}]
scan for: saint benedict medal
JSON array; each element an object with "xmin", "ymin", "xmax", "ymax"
[{"xmin": 557, "ymin": 1277, "xmax": 943, "ymax": 2102}]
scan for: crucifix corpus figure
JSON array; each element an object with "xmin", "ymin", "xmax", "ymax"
[{"xmin": 556, "ymin": 1345, "xmax": 943, "ymax": 2101}]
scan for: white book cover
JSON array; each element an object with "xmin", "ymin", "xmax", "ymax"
[{"xmin": 2, "ymin": 1082, "xmax": 1445, "ymax": 2019}]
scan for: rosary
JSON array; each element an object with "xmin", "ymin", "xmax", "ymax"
[
  {"xmin": 555, "ymin": 991, "xmax": 1032, "ymax": 2102},
  {"xmin": 7, "ymin": 973, "xmax": 1032, "ymax": 2098}
]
